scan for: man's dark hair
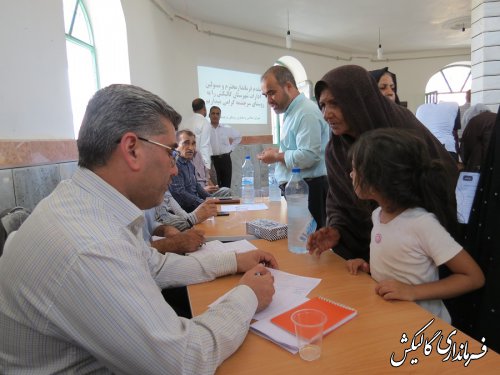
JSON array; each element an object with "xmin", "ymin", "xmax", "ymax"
[
  {"xmin": 176, "ymin": 129, "xmax": 196, "ymax": 142},
  {"xmin": 77, "ymin": 84, "xmax": 181, "ymax": 170},
  {"xmin": 192, "ymin": 98, "xmax": 206, "ymax": 113},
  {"xmin": 261, "ymin": 65, "xmax": 297, "ymax": 89}
]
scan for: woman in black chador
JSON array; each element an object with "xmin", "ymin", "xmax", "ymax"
[{"xmin": 447, "ymin": 107, "xmax": 500, "ymax": 353}]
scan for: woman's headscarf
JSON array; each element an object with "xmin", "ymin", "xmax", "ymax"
[
  {"xmin": 314, "ymin": 65, "xmax": 457, "ymax": 261},
  {"xmin": 462, "ymin": 103, "xmax": 491, "ymax": 131},
  {"xmin": 460, "ymin": 111, "xmax": 496, "ymax": 171},
  {"xmin": 369, "ymin": 67, "xmax": 401, "ymax": 104}
]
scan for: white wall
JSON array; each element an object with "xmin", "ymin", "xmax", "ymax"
[
  {"xmin": 0, "ymin": 0, "xmax": 471, "ymax": 140},
  {"xmin": 0, "ymin": 0, "xmax": 74, "ymax": 139}
]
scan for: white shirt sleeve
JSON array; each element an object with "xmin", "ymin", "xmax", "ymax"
[
  {"xmin": 52, "ymin": 243, "xmax": 258, "ymax": 375},
  {"xmin": 199, "ymin": 120, "xmax": 213, "ymax": 169},
  {"xmin": 229, "ymin": 127, "xmax": 242, "ymax": 151}
]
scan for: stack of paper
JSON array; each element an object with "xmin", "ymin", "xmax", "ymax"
[
  {"xmin": 251, "ymin": 312, "xmax": 305, "ymax": 353},
  {"xmin": 209, "ymin": 268, "xmax": 320, "ymax": 320},
  {"xmin": 195, "ymin": 239, "xmax": 257, "ymax": 254}
]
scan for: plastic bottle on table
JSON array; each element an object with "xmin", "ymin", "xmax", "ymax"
[
  {"xmin": 285, "ymin": 167, "xmax": 317, "ymax": 254},
  {"xmin": 241, "ymin": 155, "xmax": 255, "ymax": 204},
  {"xmin": 268, "ymin": 164, "xmax": 282, "ymax": 202}
]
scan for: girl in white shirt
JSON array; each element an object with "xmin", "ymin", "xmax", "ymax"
[{"xmin": 346, "ymin": 128, "xmax": 484, "ymax": 323}]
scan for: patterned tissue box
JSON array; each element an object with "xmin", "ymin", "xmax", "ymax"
[{"xmin": 246, "ymin": 219, "xmax": 287, "ymax": 241}]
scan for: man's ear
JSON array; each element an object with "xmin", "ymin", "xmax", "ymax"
[
  {"xmin": 118, "ymin": 132, "xmax": 142, "ymax": 172},
  {"xmin": 284, "ymin": 81, "xmax": 295, "ymax": 94}
]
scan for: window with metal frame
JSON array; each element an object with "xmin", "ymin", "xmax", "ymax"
[
  {"xmin": 63, "ymin": 0, "xmax": 100, "ymax": 138},
  {"xmin": 425, "ymin": 62, "xmax": 471, "ymax": 104}
]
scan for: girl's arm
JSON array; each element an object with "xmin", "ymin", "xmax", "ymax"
[
  {"xmin": 346, "ymin": 258, "xmax": 370, "ymax": 275},
  {"xmin": 375, "ymin": 249, "xmax": 484, "ymax": 301}
]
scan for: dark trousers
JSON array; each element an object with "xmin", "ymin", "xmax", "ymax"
[
  {"xmin": 280, "ymin": 175, "xmax": 328, "ymax": 229},
  {"xmin": 211, "ymin": 153, "xmax": 232, "ymax": 188}
]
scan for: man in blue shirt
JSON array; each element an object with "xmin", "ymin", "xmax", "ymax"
[
  {"xmin": 258, "ymin": 66, "xmax": 329, "ymax": 228},
  {"xmin": 170, "ymin": 130, "xmax": 211, "ymax": 212}
]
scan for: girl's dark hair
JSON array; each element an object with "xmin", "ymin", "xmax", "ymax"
[{"xmin": 349, "ymin": 128, "xmax": 457, "ymax": 234}]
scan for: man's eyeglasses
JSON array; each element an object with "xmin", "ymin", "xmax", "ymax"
[{"xmin": 137, "ymin": 136, "xmax": 179, "ymax": 166}]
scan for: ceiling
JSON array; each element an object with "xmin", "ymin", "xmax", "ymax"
[{"xmin": 163, "ymin": 0, "xmax": 472, "ymax": 57}]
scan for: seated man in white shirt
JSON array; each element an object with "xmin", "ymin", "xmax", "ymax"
[
  {"xmin": 143, "ymin": 208, "xmax": 207, "ymax": 253},
  {"xmin": 152, "ymin": 190, "xmax": 218, "ymax": 232},
  {"xmin": 0, "ymin": 84, "xmax": 277, "ymax": 375}
]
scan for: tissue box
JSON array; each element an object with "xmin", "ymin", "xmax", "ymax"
[{"xmin": 246, "ymin": 219, "xmax": 287, "ymax": 241}]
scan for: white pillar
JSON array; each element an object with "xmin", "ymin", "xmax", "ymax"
[{"xmin": 471, "ymin": 0, "xmax": 500, "ymax": 112}]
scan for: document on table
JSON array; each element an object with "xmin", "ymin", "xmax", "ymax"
[
  {"xmin": 456, "ymin": 171, "xmax": 480, "ymax": 224},
  {"xmin": 218, "ymin": 203, "xmax": 269, "ymax": 212},
  {"xmin": 195, "ymin": 239, "xmax": 257, "ymax": 255},
  {"xmin": 209, "ymin": 268, "xmax": 321, "ymax": 321},
  {"xmin": 250, "ymin": 299, "xmax": 308, "ymax": 354}
]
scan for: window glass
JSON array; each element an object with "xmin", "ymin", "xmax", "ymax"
[
  {"xmin": 63, "ymin": 0, "xmax": 77, "ymax": 33},
  {"xmin": 444, "ymin": 66, "xmax": 470, "ymax": 93},
  {"xmin": 71, "ymin": 6, "xmax": 92, "ymax": 45},
  {"xmin": 66, "ymin": 41, "xmax": 97, "ymax": 136},
  {"xmin": 63, "ymin": 0, "xmax": 98, "ymax": 137},
  {"xmin": 427, "ymin": 73, "xmax": 448, "ymax": 93}
]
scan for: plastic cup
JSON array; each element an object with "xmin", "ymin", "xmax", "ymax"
[{"xmin": 291, "ymin": 308, "xmax": 327, "ymax": 361}]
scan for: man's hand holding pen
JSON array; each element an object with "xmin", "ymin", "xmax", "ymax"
[
  {"xmin": 237, "ymin": 250, "xmax": 278, "ymax": 312},
  {"xmin": 236, "ymin": 250, "xmax": 278, "ymax": 273}
]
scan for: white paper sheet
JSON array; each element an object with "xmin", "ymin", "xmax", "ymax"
[
  {"xmin": 250, "ymin": 298, "xmax": 309, "ymax": 354},
  {"xmin": 209, "ymin": 268, "xmax": 321, "ymax": 321},
  {"xmin": 218, "ymin": 203, "xmax": 269, "ymax": 212},
  {"xmin": 194, "ymin": 239, "xmax": 257, "ymax": 255}
]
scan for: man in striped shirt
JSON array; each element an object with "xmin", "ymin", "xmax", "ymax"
[{"xmin": 0, "ymin": 84, "xmax": 277, "ymax": 374}]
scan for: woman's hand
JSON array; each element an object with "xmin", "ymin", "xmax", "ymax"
[{"xmin": 307, "ymin": 227, "xmax": 340, "ymax": 256}]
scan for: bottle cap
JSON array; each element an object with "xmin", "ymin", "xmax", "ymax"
[
  {"xmin": 245, "ymin": 155, "xmax": 251, "ymax": 160},
  {"xmin": 292, "ymin": 167, "xmax": 300, "ymax": 173}
]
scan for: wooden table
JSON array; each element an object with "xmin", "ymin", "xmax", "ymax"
[
  {"xmin": 196, "ymin": 198, "xmax": 287, "ymax": 238},
  {"xmin": 189, "ymin": 239, "xmax": 500, "ymax": 374}
]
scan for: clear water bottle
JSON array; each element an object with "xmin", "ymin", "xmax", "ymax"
[
  {"xmin": 268, "ymin": 164, "xmax": 282, "ymax": 202},
  {"xmin": 241, "ymin": 155, "xmax": 255, "ymax": 204},
  {"xmin": 285, "ymin": 168, "xmax": 316, "ymax": 253}
]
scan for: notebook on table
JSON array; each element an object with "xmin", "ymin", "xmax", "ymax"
[{"xmin": 270, "ymin": 296, "xmax": 357, "ymax": 337}]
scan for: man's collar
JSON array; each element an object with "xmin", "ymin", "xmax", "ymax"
[{"xmin": 284, "ymin": 92, "xmax": 304, "ymax": 117}]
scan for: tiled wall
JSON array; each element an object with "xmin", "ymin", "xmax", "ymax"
[
  {"xmin": 0, "ymin": 140, "xmax": 78, "ymax": 169},
  {"xmin": 0, "ymin": 140, "xmax": 79, "ymax": 212},
  {"xmin": 0, "ymin": 136, "xmax": 274, "ymax": 212},
  {"xmin": 0, "ymin": 162, "xmax": 78, "ymax": 212}
]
